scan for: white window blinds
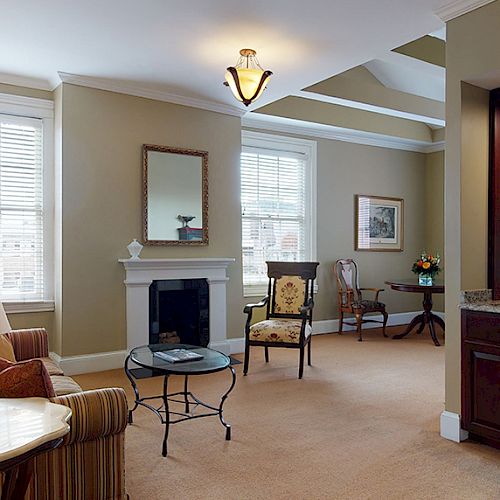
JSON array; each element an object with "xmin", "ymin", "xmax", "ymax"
[
  {"xmin": 0, "ymin": 114, "xmax": 44, "ymax": 301},
  {"xmin": 241, "ymin": 147, "xmax": 307, "ymax": 292}
]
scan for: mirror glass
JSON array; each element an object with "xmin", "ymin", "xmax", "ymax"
[{"xmin": 143, "ymin": 145, "xmax": 208, "ymax": 245}]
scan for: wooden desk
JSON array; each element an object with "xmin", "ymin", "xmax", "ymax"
[
  {"xmin": 385, "ymin": 279, "xmax": 445, "ymax": 346},
  {"xmin": 0, "ymin": 398, "xmax": 71, "ymax": 500}
]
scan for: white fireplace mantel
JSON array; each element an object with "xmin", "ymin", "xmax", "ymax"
[{"xmin": 119, "ymin": 258, "xmax": 235, "ymax": 354}]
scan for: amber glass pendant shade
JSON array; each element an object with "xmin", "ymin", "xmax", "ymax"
[{"xmin": 224, "ymin": 49, "xmax": 272, "ymax": 106}]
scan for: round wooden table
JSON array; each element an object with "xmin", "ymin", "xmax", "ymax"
[
  {"xmin": 0, "ymin": 398, "xmax": 72, "ymax": 500},
  {"xmin": 385, "ymin": 279, "xmax": 445, "ymax": 346}
]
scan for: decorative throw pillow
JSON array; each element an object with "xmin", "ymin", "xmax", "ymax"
[
  {"xmin": 0, "ymin": 334, "xmax": 16, "ymax": 362},
  {"xmin": 0, "ymin": 358, "xmax": 55, "ymax": 398}
]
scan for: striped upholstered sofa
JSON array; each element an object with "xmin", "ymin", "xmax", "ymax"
[{"xmin": 0, "ymin": 328, "xmax": 128, "ymax": 499}]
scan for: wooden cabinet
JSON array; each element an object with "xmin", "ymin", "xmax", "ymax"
[
  {"xmin": 461, "ymin": 308, "xmax": 500, "ymax": 448},
  {"xmin": 489, "ymin": 88, "xmax": 500, "ymax": 299}
]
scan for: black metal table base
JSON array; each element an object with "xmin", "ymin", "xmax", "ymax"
[{"xmin": 125, "ymin": 356, "xmax": 236, "ymax": 457}]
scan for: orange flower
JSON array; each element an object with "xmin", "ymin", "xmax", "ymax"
[{"xmin": 422, "ymin": 262, "xmax": 431, "ymax": 269}]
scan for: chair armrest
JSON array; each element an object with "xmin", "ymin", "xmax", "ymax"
[
  {"xmin": 7, "ymin": 328, "xmax": 49, "ymax": 360},
  {"xmin": 243, "ymin": 296, "xmax": 269, "ymax": 314},
  {"xmin": 360, "ymin": 288, "xmax": 385, "ymax": 302},
  {"xmin": 51, "ymin": 388, "xmax": 128, "ymax": 445},
  {"xmin": 299, "ymin": 298, "xmax": 314, "ymax": 316}
]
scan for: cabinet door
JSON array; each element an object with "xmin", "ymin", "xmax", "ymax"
[{"xmin": 462, "ymin": 342, "xmax": 500, "ymax": 441}]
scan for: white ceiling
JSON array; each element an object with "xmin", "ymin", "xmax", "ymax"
[
  {"xmin": 364, "ymin": 56, "xmax": 445, "ymax": 102},
  {"xmin": 0, "ymin": 1, "xmax": 458, "ymax": 111}
]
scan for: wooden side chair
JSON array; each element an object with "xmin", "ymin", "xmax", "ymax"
[
  {"xmin": 243, "ymin": 261, "xmax": 319, "ymax": 379},
  {"xmin": 333, "ymin": 259, "xmax": 388, "ymax": 341}
]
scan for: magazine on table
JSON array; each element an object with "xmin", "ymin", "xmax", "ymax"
[{"xmin": 154, "ymin": 349, "xmax": 204, "ymax": 363}]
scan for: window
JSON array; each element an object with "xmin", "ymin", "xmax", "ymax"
[
  {"xmin": 0, "ymin": 93, "xmax": 54, "ymax": 311},
  {"xmin": 241, "ymin": 131, "xmax": 316, "ymax": 296}
]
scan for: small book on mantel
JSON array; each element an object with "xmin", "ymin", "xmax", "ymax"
[{"xmin": 154, "ymin": 349, "xmax": 204, "ymax": 363}]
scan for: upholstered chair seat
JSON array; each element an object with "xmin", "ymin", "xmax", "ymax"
[
  {"xmin": 38, "ymin": 356, "xmax": 64, "ymax": 376},
  {"xmin": 249, "ymin": 319, "xmax": 313, "ymax": 344},
  {"xmin": 353, "ymin": 300, "xmax": 385, "ymax": 310}
]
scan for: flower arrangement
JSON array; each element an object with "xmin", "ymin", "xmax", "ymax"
[{"xmin": 412, "ymin": 252, "xmax": 441, "ymax": 277}]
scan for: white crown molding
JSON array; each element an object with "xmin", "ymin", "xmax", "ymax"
[
  {"xmin": 425, "ymin": 141, "xmax": 445, "ymax": 153},
  {"xmin": 58, "ymin": 72, "xmax": 245, "ymax": 117},
  {"xmin": 0, "ymin": 91, "xmax": 54, "ymax": 119},
  {"xmin": 0, "ymin": 72, "xmax": 53, "ymax": 92},
  {"xmin": 243, "ymin": 114, "xmax": 443, "ymax": 154},
  {"xmin": 435, "ymin": 0, "xmax": 496, "ymax": 22}
]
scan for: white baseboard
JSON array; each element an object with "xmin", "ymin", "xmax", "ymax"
[
  {"xmin": 228, "ymin": 337, "xmax": 246, "ymax": 355},
  {"xmin": 312, "ymin": 310, "xmax": 436, "ymax": 335},
  {"xmin": 227, "ymin": 311, "xmax": 430, "ymax": 355},
  {"xmin": 50, "ymin": 310, "xmax": 443, "ymax": 374},
  {"xmin": 50, "ymin": 350, "xmax": 128, "ymax": 376},
  {"xmin": 440, "ymin": 411, "xmax": 469, "ymax": 442}
]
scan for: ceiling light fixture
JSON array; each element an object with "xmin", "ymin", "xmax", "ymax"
[{"xmin": 224, "ymin": 49, "xmax": 272, "ymax": 106}]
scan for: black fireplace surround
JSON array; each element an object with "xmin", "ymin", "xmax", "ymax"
[{"xmin": 149, "ymin": 279, "xmax": 209, "ymax": 347}]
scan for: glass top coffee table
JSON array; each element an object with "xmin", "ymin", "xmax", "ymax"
[{"xmin": 124, "ymin": 343, "xmax": 236, "ymax": 457}]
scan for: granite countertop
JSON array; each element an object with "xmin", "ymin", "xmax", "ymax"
[
  {"xmin": 459, "ymin": 289, "xmax": 500, "ymax": 314},
  {"xmin": 460, "ymin": 301, "xmax": 500, "ymax": 313}
]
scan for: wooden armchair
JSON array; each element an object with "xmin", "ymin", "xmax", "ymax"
[
  {"xmin": 243, "ymin": 261, "xmax": 319, "ymax": 379},
  {"xmin": 334, "ymin": 259, "xmax": 388, "ymax": 341}
]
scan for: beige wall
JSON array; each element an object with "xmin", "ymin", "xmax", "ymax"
[
  {"xmin": 425, "ymin": 150, "xmax": 445, "ymax": 312},
  {"xmin": 8, "ymin": 312, "xmax": 54, "ymax": 335},
  {"xmin": 245, "ymin": 127, "xmax": 431, "ymax": 321},
  {"xmin": 314, "ymin": 139, "xmax": 428, "ymax": 319},
  {"xmin": 0, "ymin": 79, "xmax": 445, "ymax": 357},
  {"xmin": 460, "ymin": 83, "xmax": 489, "ymax": 289},
  {"xmin": 258, "ymin": 97, "xmax": 433, "ymax": 143},
  {"xmin": 445, "ymin": 0, "xmax": 500, "ymax": 414},
  {"xmin": 58, "ymin": 83, "xmax": 244, "ymax": 356}
]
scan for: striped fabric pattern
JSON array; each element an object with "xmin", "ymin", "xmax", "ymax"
[
  {"xmin": 0, "ymin": 328, "xmax": 128, "ymax": 499},
  {"xmin": 50, "ymin": 375, "xmax": 83, "ymax": 396},
  {"xmin": 19, "ymin": 388, "xmax": 128, "ymax": 500},
  {"xmin": 38, "ymin": 356, "xmax": 64, "ymax": 376},
  {"xmin": 52, "ymin": 389, "xmax": 128, "ymax": 445},
  {"xmin": 7, "ymin": 328, "xmax": 49, "ymax": 360}
]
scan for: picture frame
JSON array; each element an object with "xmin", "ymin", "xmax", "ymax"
[{"xmin": 354, "ymin": 194, "xmax": 404, "ymax": 252}]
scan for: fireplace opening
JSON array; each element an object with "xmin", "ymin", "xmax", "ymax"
[{"xmin": 149, "ymin": 279, "xmax": 209, "ymax": 347}]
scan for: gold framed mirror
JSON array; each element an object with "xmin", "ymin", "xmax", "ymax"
[{"xmin": 143, "ymin": 144, "xmax": 208, "ymax": 245}]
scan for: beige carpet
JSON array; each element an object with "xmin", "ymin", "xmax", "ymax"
[{"xmin": 74, "ymin": 327, "xmax": 500, "ymax": 500}]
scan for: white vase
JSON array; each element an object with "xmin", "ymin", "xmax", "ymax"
[{"xmin": 127, "ymin": 239, "xmax": 143, "ymax": 260}]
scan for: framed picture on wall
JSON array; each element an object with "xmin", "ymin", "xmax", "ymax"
[{"xmin": 355, "ymin": 194, "xmax": 404, "ymax": 251}]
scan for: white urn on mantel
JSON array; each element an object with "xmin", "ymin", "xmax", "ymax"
[
  {"xmin": 119, "ymin": 257, "xmax": 235, "ymax": 354},
  {"xmin": 126, "ymin": 239, "xmax": 143, "ymax": 260}
]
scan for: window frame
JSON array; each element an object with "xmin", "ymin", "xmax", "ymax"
[
  {"xmin": 241, "ymin": 130, "xmax": 317, "ymax": 297},
  {"xmin": 0, "ymin": 92, "xmax": 54, "ymax": 313}
]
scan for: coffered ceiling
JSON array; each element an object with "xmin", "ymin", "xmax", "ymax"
[{"xmin": 0, "ymin": 0, "xmax": 492, "ymax": 116}]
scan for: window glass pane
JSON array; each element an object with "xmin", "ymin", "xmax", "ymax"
[
  {"xmin": 0, "ymin": 116, "xmax": 44, "ymax": 301},
  {"xmin": 241, "ymin": 145, "xmax": 308, "ymax": 290}
]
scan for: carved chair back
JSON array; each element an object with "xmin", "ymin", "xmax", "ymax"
[
  {"xmin": 334, "ymin": 259, "xmax": 362, "ymax": 309},
  {"xmin": 266, "ymin": 261, "xmax": 319, "ymax": 320}
]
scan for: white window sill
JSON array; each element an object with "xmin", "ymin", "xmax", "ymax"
[{"xmin": 3, "ymin": 301, "xmax": 55, "ymax": 314}]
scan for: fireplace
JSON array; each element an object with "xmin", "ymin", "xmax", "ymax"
[
  {"xmin": 149, "ymin": 279, "xmax": 209, "ymax": 347},
  {"xmin": 120, "ymin": 258, "xmax": 234, "ymax": 354}
]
